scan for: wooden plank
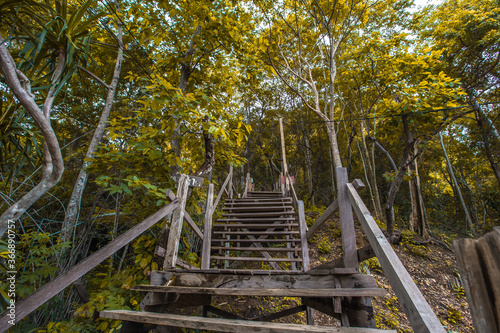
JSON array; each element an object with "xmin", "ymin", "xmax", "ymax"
[
  {"xmin": 297, "ymin": 200, "xmax": 310, "ymax": 271},
  {"xmin": 100, "ymin": 310, "xmax": 395, "ymax": 332},
  {"xmin": 0, "ymin": 201, "xmax": 178, "ymax": 331},
  {"xmin": 213, "ymin": 223, "xmax": 299, "ymax": 228},
  {"xmin": 212, "ymin": 238, "xmax": 300, "ymax": 243},
  {"xmin": 223, "ymin": 206, "xmax": 294, "ymax": 211},
  {"xmin": 309, "ymin": 245, "xmax": 375, "ymax": 274},
  {"xmin": 346, "ymin": 182, "xmax": 445, "ymax": 333},
  {"xmin": 336, "ymin": 167, "xmax": 358, "ymax": 268},
  {"xmin": 224, "ymin": 201, "xmax": 292, "ymax": 206},
  {"xmin": 210, "ymin": 256, "xmax": 301, "ymax": 262},
  {"xmin": 454, "ymin": 230, "xmax": 500, "ymax": 333},
  {"xmin": 212, "ymin": 168, "xmax": 232, "ymax": 215},
  {"xmin": 201, "ymin": 183, "xmax": 214, "ymax": 269},
  {"xmin": 279, "ymin": 118, "xmax": 290, "ymax": 192},
  {"xmin": 213, "ymin": 231, "xmax": 299, "ymax": 236},
  {"xmin": 166, "ymin": 189, "xmax": 203, "ymax": 239},
  {"xmin": 217, "ymin": 217, "xmax": 296, "ymax": 222},
  {"xmin": 243, "ymin": 173, "xmax": 251, "ymax": 198},
  {"xmin": 306, "ymin": 180, "xmax": 364, "ymax": 239},
  {"xmin": 226, "ymin": 198, "xmax": 292, "ymax": 203},
  {"xmin": 131, "ymin": 286, "xmax": 386, "ymax": 297},
  {"xmin": 211, "ymin": 247, "xmax": 300, "ymax": 252},
  {"xmin": 164, "ymin": 175, "xmax": 190, "ymax": 268},
  {"xmin": 228, "ymin": 165, "xmax": 233, "ymax": 199},
  {"xmin": 221, "ymin": 211, "xmax": 295, "ymax": 217}
]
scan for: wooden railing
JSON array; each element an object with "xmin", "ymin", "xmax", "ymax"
[
  {"xmin": 0, "ymin": 199, "xmax": 179, "ymax": 332},
  {"xmin": 201, "ymin": 166, "xmax": 233, "ymax": 269}
]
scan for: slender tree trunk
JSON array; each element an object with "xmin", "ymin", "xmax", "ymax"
[
  {"xmin": 385, "ymin": 116, "xmax": 414, "ymax": 238},
  {"xmin": 361, "ymin": 123, "xmax": 382, "ymax": 217},
  {"xmin": 301, "ymin": 118, "xmax": 315, "ymax": 206},
  {"xmin": 0, "ymin": 34, "xmax": 65, "ymax": 236},
  {"xmin": 439, "ymin": 132, "xmax": 473, "ymax": 233},
  {"xmin": 476, "ymin": 109, "xmax": 500, "ymax": 187},
  {"xmin": 408, "ymin": 153, "xmax": 428, "ymax": 238},
  {"xmin": 60, "ymin": 6, "xmax": 124, "ymax": 243}
]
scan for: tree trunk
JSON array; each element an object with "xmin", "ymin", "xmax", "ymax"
[
  {"xmin": 60, "ymin": 5, "xmax": 124, "ymax": 243},
  {"xmin": 439, "ymin": 132, "xmax": 474, "ymax": 234},
  {"xmin": 361, "ymin": 123, "xmax": 382, "ymax": 217},
  {"xmin": 0, "ymin": 34, "xmax": 65, "ymax": 236},
  {"xmin": 408, "ymin": 153, "xmax": 428, "ymax": 238},
  {"xmin": 476, "ymin": 107, "xmax": 500, "ymax": 187},
  {"xmin": 385, "ymin": 116, "xmax": 414, "ymax": 238}
]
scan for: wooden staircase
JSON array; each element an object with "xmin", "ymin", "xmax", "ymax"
[
  {"xmin": 210, "ymin": 191, "xmax": 305, "ymax": 271},
  {"xmin": 100, "ymin": 190, "xmax": 393, "ymax": 332}
]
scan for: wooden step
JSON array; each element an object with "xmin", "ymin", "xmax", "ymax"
[
  {"xmin": 212, "ymin": 238, "xmax": 300, "ymax": 243},
  {"xmin": 100, "ymin": 310, "xmax": 395, "ymax": 332},
  {"xmin": 211, "ymin": 246, "xmax": 301, "ymax": 252},
  {"xmin": 221, "ymin": 211, "xmax": 295, "ymax": 217},
  {"xmin": 222, "ymin": 206, "xmax": 294, "ymax": 211},
  {"xmin": 131, "ymin": 285, "xmax": 386, "ymax": 297},
  {"xmin": 224, "ymin": 201, "xmax": 292, "ymax": 206},
  {"xmin": 213, "ymin": 231, "xmax": 300, "ymax": 236},
  {"xmin": 213, "ymin": 223, "xmax": 299, "ymax": 228},
  {"xmin": 217, "ymin": 217, "xmax": 296, "ymax": 222},
  {"xmin": 210, "ymin": 256, "xmax": 302, "ymax": 262},
  {"xmin": 226, "ymin": 198, "xmax": 292, "ymax": 202}
]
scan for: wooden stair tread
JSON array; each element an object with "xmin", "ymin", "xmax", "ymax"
[
  {"xmin": 226, "ymin": 198, "xmax": 292, "ymax": 202},
  {"xmin": 213, "ymin": 230, "xmax": 300, "ymax": 235},
  {"xmin": 217, "ymin": 217, "xmax": 296, "ymax": 222},
  {"xmin": 213, "ymin": 223, "xmax": 299, "ymax": 228},
  {"xmin": 223, "ymin": 206, "xmax": 294, "ymax": 211},
  {"xmin": 211, "ymin": 246, "xmax": 301, "ymax": 252},
  {"xmin": 154, "ymin": 269, "xmax": 310, "ymax": 275},
  {"xmin": 210, "ymin": 256, "xmax": 302, "ymax": 262},
  {"xmin": 212, "ymin": 238, "xmax": 301, "ymax": 243},
  {"xmin": 131, "ymin": 285, "xmax": 386, "ymax": 297},
  {"xmin": 224, "ymin": 201, "xmax": 292, "ymax": 206},
  {"xmin": 100, "ymin": 310, "xmax": 395, "ymax": 332},
  {"xmin": 221, "ymin": 211, "xmax": 295, "ymax": 217}
]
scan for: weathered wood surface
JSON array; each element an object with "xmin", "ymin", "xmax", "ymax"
[
  {"xmin": 164, "ymin": 175, "xmax": 190, "ymax": 268},
  {"xmin": 214, "ymin": 223, "xmax": 299, "ymax": 228},
  {"xmin": 253, "ymin": 305, "xmax": 306, "ymax": 322},
  {"xmin": 453, "ymin": 228, "xmax": 500, "ymax": 333},
  {"xmin": 210, "ymin": 256, "xmax": 301, "ymax": 262},
  {"xmin": 212, "ymin": 246, "xmax": 300, "ymax": 252},
  {"xmin": 212, "ymin": 238, "xmax": 300, "ymax": 243},
  {"xmin": 0, "ymin": 201, "xmax": 178, "ymax": 331},
  {"xmin": 243, "ymin": 173, "xmax": 251, "ymax": 198},
  {"xmin": 297, "ymin": 200, "xmax": 310, "ymax": 271},
  {"xmin": 100, "ymin": 310, "xmax": 395, "ymax": 332},
  {"xmin": 307, "ymin": 179, "xmax": 364, "ymax": 239},
  {"xmin": 165, "ymin": 189, "xmax": 203, "ymax": 239},
  {"xmin": 337, "ymin": 168, "xmax": 358, "ymax": 268},
  {"xmin": 347, "ymin": 182, "xmax": 445, "ymax": 333},
  {"xmin": 131, "ymin": 286, "xmax": 385, "ymax": 297},
  {"xmin": 308, "ymin": 245, "xmax": 375, "ymax": 274},
  {"xmin": 201, "ymin": 183, "xmax": 214, "ymax": 269},
  {"xmin": 146, "ymin": 271, "xmax": 378, "ymax": 290},
  {"xmin": 212, "ymin": 166, "xmax": 233, "ymax": 214}
]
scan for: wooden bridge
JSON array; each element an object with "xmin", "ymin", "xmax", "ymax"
[{"xmin": 0, "ymin": 124, "xmax": 447, "ymax": 332}]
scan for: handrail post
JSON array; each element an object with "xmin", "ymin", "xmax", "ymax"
[
  {"xmin": 279, "ymin": 118, "xmax": 290, "ymax": 192},
  {"xmin": 336, "ymin": 167, "xmax": 358, "ymax": 268},
  {"xmin": 297, "ymin": 200, "xmax": 310, "ymax": 271},
  {"xmin": 164, "ymin": 174, "xmax": 190, "ymax": 268},
  {"xmin": 228, "ymin": 166, "xmax": 233, "ymax": 199},
  {"xmin": 201, "ymin": 183, "xmax": 214, "ymax": 270}
]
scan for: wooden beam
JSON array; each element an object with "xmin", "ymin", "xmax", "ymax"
[
  {"xmin": 201, "ymin": 183, "xmax": 214, "ymax": 269},
  {"xmin": 0, "ymin": 201, "xmax": 178, "ymax": 331},
  {"xmin": 100, "ymin": 310, "xmax": 395, "ymax": 332},
  {"xmin": 307, "ymin": 179, "xmax": 364, "ymax": 239},
  {"xmin": 212, "ymin": 168, "xmax": 232, "ymax": 214},
  {"xmin": 297, "ymin": 200, "xmax": 310, "ymax": 271},
  {"xmin": 453, "ymin": 229, "xmax": 500, "ymax": 333},
  {"xmin": 308, "ymin": 245, "xmax": 375, "ymax": 274},
  {"xmin": 279, "ymin": 118, "xmax": 290, "ymax": 192},
  {"xmin": 251, "ymin": 305, "xmax": 306, "ymax": 322},
  {"xmin": 164, "ymin": 175, "xmax": 190, "ymax": 268},
  {"xmin": 346, "ymin": 182, "xmax": 445, "ymax": 333},
  {"xmin": 166, "ymin": 189, "xmax": 202, "ymax": 239},
  {"xmin": 337, "ymin": 168, "xmax": 358, "ymax": 268},
  {"xmin": 131, "ymin": 286, "xmax": 386, "ymax": 297}
]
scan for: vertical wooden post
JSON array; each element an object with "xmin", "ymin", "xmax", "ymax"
[
  {"xmin": 243, "ymin": 173, "xmax": 251, "ymax": 198},
  {"xmin": 279, "ymin": 118, "xmax": 290, "ymax": 192},
  {"xmin": 297, "ymin": 200, "xmax": 310, "ymax": 271},
  {"xmin": 163, "ymin": 175, "xmax": 190, "ymax": 268},
  {"xmin": 228, "ymin": 166, "xmax": 233, "ymax": 199},
  {"xmin": 336, "ymin": 167, "xmax": 358, "ymax": 268},
  {"xmin": 201, "ymin": 183, "xmax": 214, "ymax": 270}
]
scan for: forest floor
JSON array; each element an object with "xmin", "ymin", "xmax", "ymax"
[
  {"xmin": 177, "ymin": 209, "xmax": 474, "ymax": 332},
  {"xmin": 304, "ymin": 209, "xmax": 474, "ymax": 332}
]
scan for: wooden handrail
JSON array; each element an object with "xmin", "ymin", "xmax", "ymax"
[
  {"xmin": 0, "ymin": 200, "xmax": 179, "ymax": 332},
  {"xmin": 212, "ymin": 166, "xmax": 233, "ymax": 214},
  {"xmin": 346, "ymin": 182, "xmax": 445, "ymax": 333}
]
